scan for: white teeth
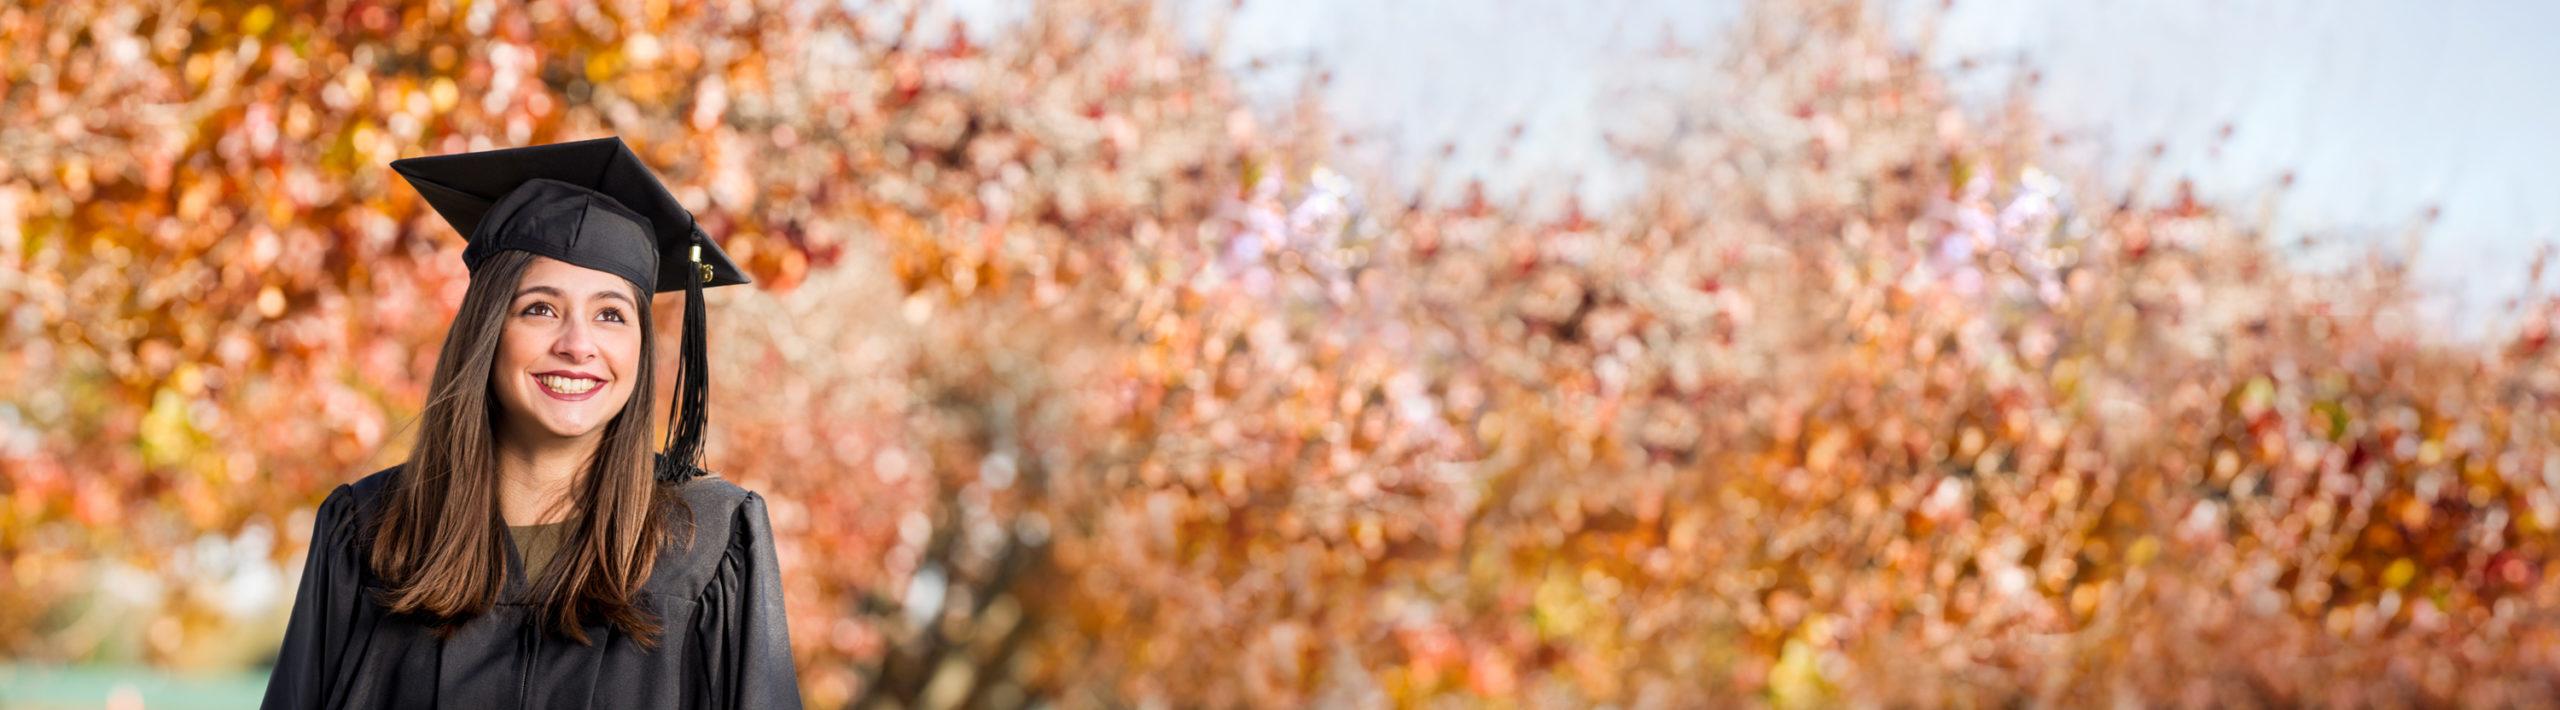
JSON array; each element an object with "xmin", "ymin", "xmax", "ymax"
[{"xmin": 539, "ymin": 375, "xmax": 599, "ymax": 394}]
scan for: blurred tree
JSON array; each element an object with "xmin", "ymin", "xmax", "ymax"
[{"xmin": 5, "ymin": 0, "xmax": 2559, "ymax": 706}]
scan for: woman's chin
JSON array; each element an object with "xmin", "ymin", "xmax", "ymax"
[
  {"xmin": 532, "ymin": 411, "xmax": 612, "ymax": 440},
  {"xmin": 539, "ymin": 421, "xmax": 607, "ymax": 440},
  {"xmin": 504, "ymin": 404, "xmax": 617, "ymax": 442}
]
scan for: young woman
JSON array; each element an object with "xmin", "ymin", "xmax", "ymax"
[{"xmin": 261, "ymin": 137, "xmax": 801, "ymax": 709}]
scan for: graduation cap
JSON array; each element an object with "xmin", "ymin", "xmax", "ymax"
[{"xmin": 391, "ymin": 136, "xmax": 747, "ymax": 482}]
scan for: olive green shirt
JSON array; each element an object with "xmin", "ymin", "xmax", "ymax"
[{"xmin": 508, "ymin": 520, "xmax": 572, "ymax": 582}]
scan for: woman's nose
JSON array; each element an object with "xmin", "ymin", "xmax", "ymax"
[{"xmin": 552, "ymin": 317, "xmax": 599, "ymax": 362}]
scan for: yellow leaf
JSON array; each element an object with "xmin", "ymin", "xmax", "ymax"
[
  {"xmin": 241, "ymin": 5, "xmax": 276, "ymax": 36},
  {"xmin": 2383, "ymin": 558, "xmax": 2418, "ymax": 589},
  {"xmin": 2127, "ymin": 536, "xmax": 2160, "ymax": 566},
  {"xmin": 1769, "ymin": 636, "xmax": 1833, "ymax": 708}
]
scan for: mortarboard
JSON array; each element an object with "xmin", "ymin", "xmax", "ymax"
[{"xmin": 390, "ymin": 136, "xmax": 746, "ymax": 482}]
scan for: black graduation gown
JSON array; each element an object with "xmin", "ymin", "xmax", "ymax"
[{"xmin": 260, "ymin": 466, "xmax": 804, "ymax": 709}]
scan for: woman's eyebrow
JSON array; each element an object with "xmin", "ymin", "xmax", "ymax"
[{"xmin": 513, "ymin": 286, "xmax": 633, "ymax": 304}]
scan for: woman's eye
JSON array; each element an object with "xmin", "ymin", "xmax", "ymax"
[
  {"xmin": 520, "ymin": 303, "xmax": 556, "ymax": 318},
  {"xmin": 597, "ymin": 308, "xmax": 627, "ymax": 324}
]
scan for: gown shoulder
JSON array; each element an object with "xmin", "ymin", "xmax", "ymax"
[
  {"xmin": 648, "ymin": 471, "xmax": 775, "ymax": 598},
  {"xmin": 347, "ymin": 464, "xmax": 404, "ymax": 498},
  {"xmin": 307, "ymin": 465, "xmax": 403, "ymax": 552},
  {"xmin": 659, "ymin": 472, "xmax": 801, "ymax": 708}
]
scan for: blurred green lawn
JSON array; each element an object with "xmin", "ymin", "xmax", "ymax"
[{"xmin": 0, "ymin": 664, "xmax": 267, "ymax": 710}]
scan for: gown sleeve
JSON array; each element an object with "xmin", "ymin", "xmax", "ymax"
[
  {"xmin": 261, "ymin": 484, "xmax": 362, "ymax": 710},
  {"xmin": 693, "ymin": 490, "xmax": 806, "ymax": 709}
]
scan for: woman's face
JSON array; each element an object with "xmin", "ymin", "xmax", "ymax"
[{"xmin": 493, "ymin": 255, "xmax": 644, "ymax": 444}]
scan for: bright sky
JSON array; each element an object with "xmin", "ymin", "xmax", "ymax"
[
  {"xmin": 931, "ymin": 0, "xmax": 2560, "ymax": 334},
  {"xmin": 1916, "ymin": 0, "xmax": 2560, "ymax": 334}
]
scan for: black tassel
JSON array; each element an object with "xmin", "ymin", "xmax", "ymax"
[{"xmin": 658, "ymin": 234, "xmax": 712, "ymax": 483}]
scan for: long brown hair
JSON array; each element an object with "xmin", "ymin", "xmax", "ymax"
[{"xmin": 369, "ymin": 249, "xmax": 682, "ymax": 647}]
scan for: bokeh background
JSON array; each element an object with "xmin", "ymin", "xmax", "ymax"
[{"xmin": 6, "ymin": 0, "xmax": 2560, "ymax": 707}]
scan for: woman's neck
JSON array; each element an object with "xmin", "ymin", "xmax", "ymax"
[{"xmin": 495, "ymin": 432, "xmax": 597, "ymax": 526}]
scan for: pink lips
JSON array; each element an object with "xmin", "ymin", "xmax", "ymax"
[{"xmin": 532, "ymin": 370, "xmax": 608, "ymax": 402}]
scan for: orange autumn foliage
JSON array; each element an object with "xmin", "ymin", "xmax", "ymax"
[{"xmin": 4, "ymin": 0, "xmax": 2558, "ymax": 706}]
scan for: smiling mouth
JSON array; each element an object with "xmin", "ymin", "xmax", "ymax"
[{"xmin": 535, "ymin": 373, "xmax": 606, "ymax": 400}]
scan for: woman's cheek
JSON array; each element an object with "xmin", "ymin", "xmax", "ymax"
[
  {"xmin": 610, "ymin": 329, "xmax": 644, "ymax": 405},
  {"xmin": 494, "ymin": 323, "xmax": 539, "ymax": 393}
]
